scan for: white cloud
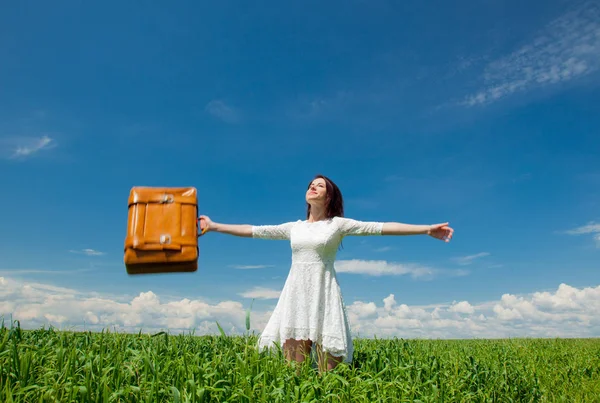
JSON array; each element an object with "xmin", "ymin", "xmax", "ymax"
[
  {"xmin": 461, "ymin": 1, "xmax": 600, "ymax": 106},
  {"xmin": 348, "ymin": 283, "xmax": 600, "ymax": 339},
  {"xmin": 229, "ymin": 264, "xmax": 274, "ymax": 269},
  {"xmin": 0, "ymin": 276, "xmax": 270, "ymax": 335},
  {"xmin": 448, "ymin": 301, "xmax": 475, "ymax": 315},
  {"xmin": 383, "ymin": 294, "xmax": 396, "ymax": 312},
  {"xmin": 9, "ymin": 135, "xmax": 54, "ymax": 159},
  {"xmin": 452, "ymin": 252, "xmax": 490, "ymax": 265},
  {"xmin": 3, "ymin": 276, "xmax": 599, "ymax": 339},
  {"xmin": 564, "ymin": 221, "xmax": 600, "ymax": 247},
  {"xmin": 205, "ymin": 100, "xmax": 239, "ymax": 123},
  {"xmin": 335, "ymin": 259, "xmax": 467, "ymax": 279},
  {"xmin": 350, "ymin": 301, "xmax": 378, "ymax": 318},
  {"xmin": 69, "ymin": 249, "xmax": 105, "ymax": 256},
  {"xmin": 238, "ymin": 287, "xmax": 281, "ymax": 300}
]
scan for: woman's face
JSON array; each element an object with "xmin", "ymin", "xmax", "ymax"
[{"xmin": 306, "ymin": 177, "xmax": 327, "ymax": 205}]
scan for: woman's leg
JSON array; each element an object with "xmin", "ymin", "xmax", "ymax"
[
  {"xmin": 315, "ymin": 344, "xmax": 343, "ymax": 372},
  {"xmin": 283, "ymin": 339, "xmax": 313, "ymax": 364}
]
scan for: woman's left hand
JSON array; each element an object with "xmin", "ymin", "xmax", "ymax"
[{"xmin": 427, "ymin": 223, "xmax": 454, "ymax": 242}]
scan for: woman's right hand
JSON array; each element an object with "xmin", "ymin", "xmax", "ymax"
[{"xmin": 198, "ymin": 215, "xmax": 214, "ymax": 234}]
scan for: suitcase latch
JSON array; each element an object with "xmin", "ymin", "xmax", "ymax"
[
  {"xmin": 159, "ymin": 194, "xmax": 174, "ymax": 203},
  {"xmin": 160, "ymin": 234, "xmax": 172, "ymax": 245}
]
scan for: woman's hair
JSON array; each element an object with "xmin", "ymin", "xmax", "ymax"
[{"xmin": 306, "ymin": 174, "xmax": 344, "ymax": 219}]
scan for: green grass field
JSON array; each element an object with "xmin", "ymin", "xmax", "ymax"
[{"xmin": 1, "ymin": 320, "xmax": 599, "ymax": 402}]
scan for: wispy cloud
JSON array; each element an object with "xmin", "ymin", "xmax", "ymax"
[
  {"xmin": 229, "ymin": 264, "xmax": 274, "ymax": 270},
  {"xmin": 0, "ymin": 269, "xmax": 93, "ymax": 275},
  {"xmin": 452, "ymin": 252, "xmax": 490, "ymax": 266},
  {"xmin": 8, "ymin": 135, "xmax": 54, "ymax": 159},
  {"xmin": 335, "ymin": 259, "xmax": 467, "ymax": 280},
  {"xmin": 336, "ymin": 259, "xmax": 434, "ymax": 278},
  {"xmin": 286, "ymin": 91, "xmax": 355, "ymax": 121},
  {"xmin": 461, "ymin": 1, "xmax": 600, "ymax": 106},
  {"xmin": 564, "ymin": 221, "xmax": 600, "ymax": 247},
  {"xmin": 205, "ymin": 100, "xmax": 239, "ymax": 123},
  {"xmin": 69, "ymin": 249, "xmax": 105, "ymax": 256},
  {"xmin": 238, "ymin": 287, "xmax": 281, "ymax": 300},
  {"xmin": 564, "ymin": 222, "xmax": 600, "ymax": 235}
]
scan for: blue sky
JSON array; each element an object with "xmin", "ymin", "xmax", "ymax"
[{"xmin": 1, "ymin": 0, "xmax": 599, "ymax": 338}]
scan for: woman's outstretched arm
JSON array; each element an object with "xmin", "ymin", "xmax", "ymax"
[
  {"xmin": 199, "ymin": 215, "xmax": 296, "ymax": 239},
  {"xmin": 199, "ymin": 215, "xmax": 252, "ymax": 237},
  {"xmin": 334, "ymin": 217, "xmax": 453, "ymax": 242},
  {"xmin": 382, "ymin": 222, "xmax": 453, "ymax": 242}
]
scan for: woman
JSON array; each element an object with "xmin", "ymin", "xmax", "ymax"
[{"xmin": 199, "ymin": 174, "xmax": 453, "ymax": 371}]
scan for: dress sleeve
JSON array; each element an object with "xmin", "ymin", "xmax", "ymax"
[
  {"xmin": 335, "ymin": 217, "xmax": 384, "ymax": 236},
  {"xmin": 251, "ymin": 221, "xmax": 296, "ymax": 240}
]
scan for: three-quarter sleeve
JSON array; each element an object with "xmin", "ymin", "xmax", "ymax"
[
  {"xmin": 334, "ymin": 216, "xmax": 384, "ymax": 236},
  {"xmin": 251, "ymin": 221, "xmax": 297, "ymax": 240}
]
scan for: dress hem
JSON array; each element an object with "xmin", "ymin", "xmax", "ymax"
[{"xmin": 257, "ymin": 326, "xmax": 353, "ymax": 362}]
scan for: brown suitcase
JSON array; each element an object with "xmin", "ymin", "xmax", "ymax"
[{"xmin": 124, "ymin": 186, "xmax": 203, "ymax": 275}]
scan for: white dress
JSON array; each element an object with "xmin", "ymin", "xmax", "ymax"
[{"xmin": 252, "ymin": 216, "xmax": 384, "ymax": 363}]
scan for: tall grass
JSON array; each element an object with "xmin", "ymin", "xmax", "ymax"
[{"xmin": 1, "ymin": 319, "xmax": 598, "ymax": 402}]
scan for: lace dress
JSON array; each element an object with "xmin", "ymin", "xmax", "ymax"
[{"xmin": 252, "ymin": 216, "xmax": 384, "ymax": 363}]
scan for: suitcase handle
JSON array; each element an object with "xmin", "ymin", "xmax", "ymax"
[{"xmin": 197, "ymin": 217, "xmax": 208, "ymax": 237}]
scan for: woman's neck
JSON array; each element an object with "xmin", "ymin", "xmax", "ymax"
[{"xmin": 308, "ymin": 205, "xmax": 327, "ymax": 222}]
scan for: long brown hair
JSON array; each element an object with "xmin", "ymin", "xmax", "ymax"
[{"xmin": 306, "ymin": 174, "xmax": 344, "ymax": 219}]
